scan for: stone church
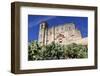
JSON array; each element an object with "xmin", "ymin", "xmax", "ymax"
[{"xmin": 38, "ymin": 21, "xmax": 88, "ymax": 46}]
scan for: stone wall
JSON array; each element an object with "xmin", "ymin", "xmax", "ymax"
[{"xmin": 38, "ymin": 22, "xmax": 87, "ymax": 45}]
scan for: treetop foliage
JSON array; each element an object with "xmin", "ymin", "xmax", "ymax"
[{"xmin": 28, "ymin": 41, "xmax": 88, "ymax": 60}]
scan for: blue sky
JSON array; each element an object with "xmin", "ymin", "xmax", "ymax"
[{"xmin": 28, "ymin": 15, "xmax": 88, "ymax": 42}]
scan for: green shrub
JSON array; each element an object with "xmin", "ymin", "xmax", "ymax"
[{"xmin": 28, "ymin": 41, "xmax": 88, "ymax": 60}]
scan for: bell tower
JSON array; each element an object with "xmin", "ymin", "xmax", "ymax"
[{"xmin": 38, "ymin": 21, "xmax": 48, "ymax": 46}]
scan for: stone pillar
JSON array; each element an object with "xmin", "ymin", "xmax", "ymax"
[{"xmin": 38, "ymin": 21, "xmax": 48, "ymax": 46}]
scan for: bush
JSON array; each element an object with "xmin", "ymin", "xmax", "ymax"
[{"xmin": 28, "ymin": 41, "xmax": 88, "ymax": 60}]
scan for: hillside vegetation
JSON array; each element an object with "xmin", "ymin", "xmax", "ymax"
[{"xmin": 28, "ymin": 41, "xmax": 88, "ymax": 60}]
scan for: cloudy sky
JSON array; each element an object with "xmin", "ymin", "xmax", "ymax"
[{"xmin": 28, "ymin": 15, "xmax": 88, "ymax": 42}]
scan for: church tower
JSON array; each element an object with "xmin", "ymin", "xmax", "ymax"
[{"xmin": 38, "ymin": 21, "xmax": 48, "ymax": 46}]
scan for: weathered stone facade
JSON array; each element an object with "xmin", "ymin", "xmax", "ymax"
[{"xmin": 38, "ymin": 21, "xmax": 87, "ymax": 45}]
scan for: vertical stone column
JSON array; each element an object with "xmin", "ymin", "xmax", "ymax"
[{"xmin": 38, "ymin": 21, "xmax": 48, "ymax": 46}]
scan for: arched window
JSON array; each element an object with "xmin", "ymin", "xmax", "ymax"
[
  {"xmin": 69, "ymin": 27, "xmax": 71, "ymax": 30},
  {"xmin": 61, "ymin": 27, "xmax": 63, "ymax": 30},
  {"xmin": 59, "ymin": 40, "xmax": 62, "ymax": 43},
  {"xmin": 50, "ymin": 31, "xmax": 52, "ymax": 35},
  {"xmin": 56, "ymin": 28, "xmax": 59, "ymax": 31}
]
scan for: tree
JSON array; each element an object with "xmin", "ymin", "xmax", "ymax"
[{"xmin": 28, "ymin": 41, "xmax": 88, "ymax": 60}]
